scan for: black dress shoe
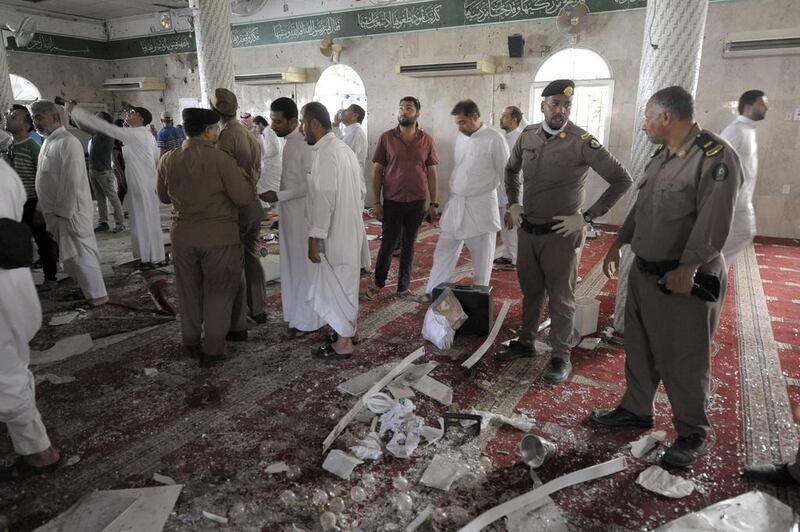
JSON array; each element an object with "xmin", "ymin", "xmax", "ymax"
[
  {"xmin": 226, "ymin": 330, "xmax": 248, "ymax": 342},
  {"xmin": 496, "ymin": 340, "xmax": 534, "ymax": 361},
  {"xmin": 199, "ymin": 353, "xmax": 226, "ymax": 368},
  {"xmin": 661, "ymin": 434, "xmax": 706, "ymax": 468},
  {"xmin": 184, "ymin": 345, "xmax": 201, "ymax": 359},
  {"xmin": 250, "ymin": 313, "xmax": 268, "ymax": 324},
  {"xmin": 745, "ymin": 463, "xmax": 798, "ymax": 484},
  {"xmin": 590, "ymin": 406, "xmax": 655, "ymax": 428},
  {"xmin": 542, "ymin": 357, "xmax": 572, "ymax": 384}
]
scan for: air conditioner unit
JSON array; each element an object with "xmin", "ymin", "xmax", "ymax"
[
  {"xmin": 396, "ymin": 56, "xmax": 496, "ymax": 77},
  {"xmin": 723, "ymin": 28, "xmax": 800, "ymax": 58},
  {"xmin": 103, "ymin": 77, "xmax": 167, "ymax": 91},
  {"xmin": 234, "ymin": 67, "xmax": 308, "ymax": 85}
]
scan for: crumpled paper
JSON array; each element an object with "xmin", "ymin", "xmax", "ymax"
[
  {"xmin": 386, "ymin": 416, "xmax": 423, "ymax": 459},
  {"xmin": 630, "ymin": 431, "xmax": 667, "ymax": 458},
  {"xmin": 378, "ymin": 398, "xmax": 415, "ymax": 436},
  {"xmin": 351, "ymin": 432, "xmax": 383, "ymax": 461},
  {"xmin": 636, "ymin": 465, "xmax": 695, "ymax": 498}
]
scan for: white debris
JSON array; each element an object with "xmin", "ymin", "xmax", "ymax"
[
  {"xmin": 322, "ymin": 450, "xmax": 363, "ymax": 480},
  {"xmin": 152, "ymin": 472, "xmax": 176, "ymax": 485},
  {"xmin": 378, "ymin": 398, "xmax": 415, "ymax": 436},
  {"xmin": 35, "ymin": 374, "xmax": 76, "ymax": 385},
  {"xmin": 30, "ymin": 334, "xmax": 93, "ymax": 365},
  {"xmin": 420, "ymin": 455, "xmax": 462, "ymax": 491},
  {"xmin": 472, "ymin": 410, "xmax": 535, "ymax": 432},
  {"xmin": 577, "ymin": 337, "xmax": 602, "ymax": 350},
  {"xmin": 404, "ymin": 504, "xmax": 433, "ymax": 532},
  {"xmin": 49, "ymin": 311, "xmax": 79, "ymax": 326},
  {"xmin": 350, "ymin": 432, "xmax": 383, "ymax": 461},
  {"xmin": 265, "ymin": 462, "xmax": 289, "ymax": 474},
  {"xmin": 630, "ymin": 431, "xmax": 667, "ymax": 458},
  {"xmin": 386, "ymin": 417, "xmax": 423, "ymax": 459},
  {"xmin": 654, "ymin": 491, "xmax": 795, "ymax": 531},
  {"xmin": 202, "ymin": 510, "xmax": 228, "ymax": 524},
  {"xmin": 143, "ymin": 368, "xmax": 158, "ymax": 377},
  {"xmin": 411, "ymin": 375, "xmax": 453, "ymax": 405},
  {"xmin": 636, "ymin": 465, "xmax": 695, "ymax": 498}
]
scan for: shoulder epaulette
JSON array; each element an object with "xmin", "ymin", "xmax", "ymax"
[
  {"xmin": 523, "ymin": 124, "xmax": 538, "ymax": 132},
  {"xmin": 650, "ymin": 145, "xmax": 665, "ymax": 158},
  {"xmin": 694, "ymin": 132, "xmax": 724, "ymax": 157},
  {"xmin": 580, "ymin": 132, "xmax": 591, "ymax": 140}
]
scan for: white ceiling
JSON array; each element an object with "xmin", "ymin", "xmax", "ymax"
[{"xmin": 0, "ymin": 0, "xmax": 189, "ymax": 21}]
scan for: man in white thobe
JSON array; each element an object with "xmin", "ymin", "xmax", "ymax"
[
  {"xmin": 496, "ymin": 105, "xmax": 527, "ymax": 266},
  {"xmin": 254, "ymin": 115, "xmax": 283, "ymax": 207},
  {"xmin": 336, "ymin": 104, "xmax": 372, "ymax": 272},
  {"xmin": 260, "ymin": 98, "xmax": 322, "ymax": 333},
  {"xmin": 31, "ymin": 100, "xmax": 108, "ymax": 305},
  {"xmin": 302, "ymin": 102, "xmax": 364, "ymax": 358},
  {"xmin": 425, "ymin": 100, "xmax": 509, "ymax": 295},
  {"xmin": 67, "ymin": 102, "xmax": 165, "ymax": 267},
  {"xmin": 0, "ymin": 159, "xmax": 61, "ymax": 481},
  {"xmin": 720, "ymin": 90, "xmax": 768, "ymax": 266}
]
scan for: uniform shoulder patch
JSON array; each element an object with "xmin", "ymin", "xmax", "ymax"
[
  {"xmin": 712, "ymin": 162, "xmax": 728, "ymax": 182},
  {"xmin": 588, "ymin": 137, "xmax": 602, "ymax": 150},
  {"xmin": 695, "ymin": 132, "xmax": 725, "ymax": 157}
]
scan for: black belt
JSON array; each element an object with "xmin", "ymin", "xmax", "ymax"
[
  {"xmin": 635, "ymin": 256, "xmax": 679, "ymax": 276},
  {"xmin": 520, "ymin": 219, "xmax": 558, "ymax": 235}
]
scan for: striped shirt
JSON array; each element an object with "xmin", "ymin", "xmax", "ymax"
[{"xmin": 4, "ymin": 137, "xmax": 40, "ymax": 199}]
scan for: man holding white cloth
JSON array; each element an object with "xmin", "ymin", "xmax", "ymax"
[
  {"xmin": 425, "ymin": 100, "xmax": 509, "ymax": 295},
  {"xmin": 302, "ymin": 102, "xmax": 364, "ymax": 359}
]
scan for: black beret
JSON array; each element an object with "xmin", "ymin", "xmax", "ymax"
[
  {"xmin": 182, "ymin": 108, "xmax": 220, "ymax": 128},
  {"xmin": 541, "ymin": 79, "xmax": 575, "ymax": 98},
  {"xmin": 132, "ymin": 106, "xmax": 153, "ymax": 126}
]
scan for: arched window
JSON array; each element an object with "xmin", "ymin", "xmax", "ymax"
[
  {"xmin": 530, "ymin": 48, "xmax": 614, "ymax": 143},
  {"xmin": 10, "ymin": 74, "xmax": 41, "ymax": 104},
  {"xmin": 313, "ymin": 64, "xmax": 368, "ymax": 135}
]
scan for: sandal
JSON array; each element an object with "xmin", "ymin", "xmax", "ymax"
[
  {"xmin": 312, "ymin": 343, "xmax": 353, "ymax": 360},
  {"xmin": 326, "ymin": 332, "xmax": 361, "ymax": 345},
  {"xmin": 363, "ymin": 286, "xmax": 381, "ymax": 301},
  {"xmin": 60, "ymin": 291, "xmax": 85, "ymax": 302},
  {"xmin": 0, "ymin": 455, "xmax": 62, "ymax": 482}
]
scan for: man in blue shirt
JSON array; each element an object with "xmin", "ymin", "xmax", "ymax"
[{"xmin": 156, "ymin": 111, "xmax": 185, "ymax": 156}]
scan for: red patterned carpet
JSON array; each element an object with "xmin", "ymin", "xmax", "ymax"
[{"xmin": 1, "ymin": 223, "xmax": 798, "ymax": 530}]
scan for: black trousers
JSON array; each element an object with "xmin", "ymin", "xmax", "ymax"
[
  {"xmin": 374, "ymin": 199, "xmax": 426, "ymax": 292},
  {"xmin": 22, "ymin": 197, "xmax": 59, "ymax": 281}
]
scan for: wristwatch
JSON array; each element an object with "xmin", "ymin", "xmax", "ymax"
[
  {"xmin": 582, "ymin": 212, "xmax": 593, "ymax": 224},
  {"xmin": 430, "ymin": 202, "xmax": 439, "ymax": 208}
]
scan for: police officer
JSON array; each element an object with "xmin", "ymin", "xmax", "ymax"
[
  {"xmin": 591, "ymin": 86, "xmax": 741, "ymax": 469},
  {"xmin": 498, "ymin": 79, "xmax": 632, "ymax": 384},
  {"xmin": 156, "ymin": 108, "xmax": 254, "ymax": 367}
]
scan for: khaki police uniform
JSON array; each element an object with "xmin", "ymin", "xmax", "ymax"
[
  {"xmin": 217, "ymin": 120, "xmax": 264, "ymax": 328},
  {"xmin": 505, "ymin": 122, "xmax": 632, "ymax": 360},
  {"xmin": 156, "ymin": 137, "xmax": 254, "ymax": 356},
  {"xmin": 617, "ymin": 124, "xmax": 741, "ymax": 438}
]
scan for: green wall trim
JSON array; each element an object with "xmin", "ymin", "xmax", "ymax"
[{"xmin": 7, "ymin": 0, "xmax": 665, "ymax": 60}]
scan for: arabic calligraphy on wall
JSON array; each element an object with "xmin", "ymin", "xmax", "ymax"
[{"xmin": 9, "ymin": 0, "xmax": 651, "ymax": 60}]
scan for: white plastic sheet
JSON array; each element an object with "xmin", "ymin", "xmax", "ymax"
[{"xmin": 636, "ymin": 465, "xmax": 695, "ymax": 498}]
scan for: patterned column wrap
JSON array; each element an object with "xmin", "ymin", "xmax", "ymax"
[
  {"xmin": 0, "ymin": 45, "xmax": 14, "ymax": 114},
  {"xmin": 612, "ymin": 0, "xmax": 710, "ymax": 332},
  {"xmin": 189, "ymin": 0, "xmax": 235, "ymax": 106}
]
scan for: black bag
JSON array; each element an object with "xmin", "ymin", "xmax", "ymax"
[
  {"xmin": 0, "ymin": 218, "xmax": 34, "ymax": 269},
  {"xmin": 431, "ymin": 283, "xmax": 493, "ymax": 336},
  {"xmin": 657, "ymin": 271, "xmax": 721, "ymax": 302}
]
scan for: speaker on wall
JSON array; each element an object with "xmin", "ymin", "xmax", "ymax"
[{"xmin": 508, "ymin": 34, "xmax": 525, "ymax": 58}]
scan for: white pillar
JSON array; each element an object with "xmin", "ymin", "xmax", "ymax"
[
  {"xmin": 189, "ymin": 0, "xmax": 234, "ymax": 106},
  {"xmin": 0, "ymin": 45, "xmax": 15, "ymax": 112},
  {"xmin": 613, "ymin": 0, "xmax": 710, "ymax": 332}
]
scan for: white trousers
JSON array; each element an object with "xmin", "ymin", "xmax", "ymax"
[
  {"xmin": 62, "ymin": 242, "xmax": 107, "ymax": 300},
  {"xmin": 426, "ymin": 231, "xmax": 496, "ymax": 293},
  {"xmin": 0, "ymin": 336, "xmax": 51, "ymax": 455},
  {"xmin": 498, "ymin": 205, "xmax": 518, "ymax": 263}
]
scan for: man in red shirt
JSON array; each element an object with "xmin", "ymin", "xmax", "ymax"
[{"xmin": 366, "ymin": 96, "xmax": 439, "ymax": 299}]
